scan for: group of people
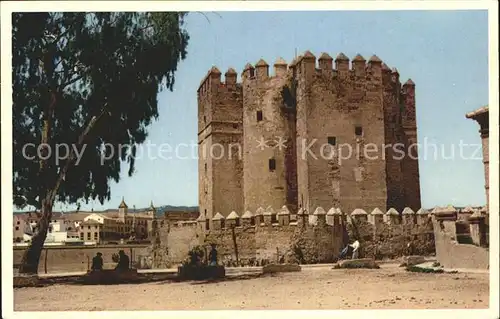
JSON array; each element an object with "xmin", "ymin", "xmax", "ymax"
[
  {"xmin": 91, "ymin": 250, "xmax": 131, "ymax": 271},
  {"xmin": 91, "ymin": 241, "xmax": 361, "ymax": 271},
  {"xmin": 91, "ymin": 244, "xmax": 219, "ymax": 271}
]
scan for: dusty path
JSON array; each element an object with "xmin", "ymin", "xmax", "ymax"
[{"xmin": 14, "ymin": 265, "xmax": 489, "ymax": 311}]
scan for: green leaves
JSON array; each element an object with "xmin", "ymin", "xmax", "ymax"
[{"xmin": 13, "ymin": 12, "xmax": 190, "ymax": 209}]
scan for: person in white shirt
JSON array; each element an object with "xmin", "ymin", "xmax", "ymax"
[
  {"xmin": 350, "ymin": 240, "xmax": 360, "ymax": 259},
  {"xmin": 337, "ymin": 239, "xmax": 360, "ymax": 261}
]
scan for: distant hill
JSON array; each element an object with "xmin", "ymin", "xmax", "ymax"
[{"xmin": 139, "ymin": 205, "xmax": 199, "ymax": 216}]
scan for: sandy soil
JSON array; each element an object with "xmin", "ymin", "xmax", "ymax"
[{"xmin": 14, "ymin": 265, "xmax": 489, "ymax": 311}]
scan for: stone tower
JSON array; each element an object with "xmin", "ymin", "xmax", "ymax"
[
  {"xmin": 400, "ymin": 78, "xmax": 421, "ymax": 212},
  {"xmin": 294, "ymin": 52, "xmax": 387, "ymax": 214},
  {"xmin": 241, "ymin": 58, "xmax": 298, "ymax": 213},
  {"xmin": 198, "ymin": 67, "xmax": 244, "ymax": 229},
  {"xmin": 118, "ymin": 197, "xmax": 128, "ymax": 223},
  {"xmin": 197, "ymin": 51, "xmax": 422, "ymax": 221}
]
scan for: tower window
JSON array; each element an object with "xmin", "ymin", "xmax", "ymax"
[
  {"xmin": 355, "ymin": 126, "xmax": 363, "ymax": 136},
  {"xmin": 203, "ymin": 115, "xmax": 206, "ymax": 123},
  {"xmin": 204, "ymin": 163, "xmax": 207, "ymax": 172},
  {"xmin": 327, "ymin": 136, "xmax": 337, "ymax": 145},
  {"xmin": 269, "ymin": 158, "xmax": 276, "ymax": 171},
  {"xmin": 256, "ymin": 110, "xmax": 263, "ymax": 122}
]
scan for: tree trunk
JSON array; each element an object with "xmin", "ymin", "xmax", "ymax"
[
  {"xmin": 18, "ymin": 198, "xmax": 53, "ymax": 275},
  {"xmin": 18, "ymin": 109, "xmax": 108, "ymax": 275}
]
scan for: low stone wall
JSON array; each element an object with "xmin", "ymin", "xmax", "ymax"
[
  {"xmin": 151, "ymin": 206, "xmax": 438, "ymax": 267},
  {"xmin": 347, "ymin": 217, "xmax": 435, "ymax": 259},
  {"xmin": 432, "ymin": 206, "xmax": 489, "ymax": 269},
  {"xmin": 205, "ymin": 224, "xmax": 298, "ymax": 266},
  {"xmin": 166, "ymin": 222, "xmax": 200, "ymax": 264},
  {"xmin": 434, "ymin": 233, "xmax": 489, "ymax": 269},
  {"xmin": 13, "ymin": 245, "xmax": 150, "ymax": 273}
]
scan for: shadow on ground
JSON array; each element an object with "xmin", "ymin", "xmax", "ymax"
[
  {"xmin": 14, "ymin": 272, "xmax": 272, "ymax": 288},
  {"xmin": 186, "ymin": 272, "xmax": 272, "ymax": 285}
]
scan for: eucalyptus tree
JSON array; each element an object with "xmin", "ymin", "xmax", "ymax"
[{"xmin": 13, "ymin": 12, "xmax": 189, "ymax": 274}]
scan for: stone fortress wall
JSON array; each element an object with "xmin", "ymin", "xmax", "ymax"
[
  {"xmin": 11, "ymin": 205, "xmax": 488, "ymax": 272},
  {"xmin": 152, "ymin": 206, "xmax": 444, "ymax": 267}
]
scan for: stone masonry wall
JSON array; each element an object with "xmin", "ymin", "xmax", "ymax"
[
  {"xmin": 382, "ymin": 65, "xmax": 406, "ymax": 212},
  {"xmin": 198, "ymin": 67, "xmax": 244, "ymax": 228},
  {"xmin": 432, "ymin": 206, "xmax": 489, "ymax": 269},
  {"xmin": 242, "ymin": 65, "xmax": 294, "ymax": 213},
  {"xmin": 347, "ymin": 210, "xmax": 434, "ymax": 259},
  {"xmin": 294, "ymin": 53, "xmax": 389, "ymax": 214},
  {"xmin": 400, "ymin": 81, "xmax": 421, "ymax": 211},
  {"xmin": 151, "ymin": 206, "xmax": 437, "ymax": 266}
]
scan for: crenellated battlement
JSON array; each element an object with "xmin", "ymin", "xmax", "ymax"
[
  {"xmin": 197, "ymin": 51, "xmax": 414, "ymax": 102},
  {"xmin": 197, "ymin": 66, "xmax": 244, "ymax": 97},
  {"xmin": 198, "ymin": 57, "xmax": 290, "ymax": 96},
  {"xmin": 195, "ymin": 205, "xmax": 439, "ymax": 232}
]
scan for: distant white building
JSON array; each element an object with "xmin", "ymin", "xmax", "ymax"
[
  {"xmin": 22, "ymin": 233, "xmax": 32, "ymax": 242},
  {"xmin": 24, "ymin": 218, "xmax": 69, "ymax": 244},
  {"xmin": 84, "ymin": 213, "xmax": 107, "ymax": 224},
  {"xmin": 45, "ymin": 230, "xmax": 68, "ymax": 243}
]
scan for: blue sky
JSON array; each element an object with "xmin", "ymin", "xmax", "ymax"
[{"xmin": 53, "ymin": 10, "xmax": 489, "ymax": 212}]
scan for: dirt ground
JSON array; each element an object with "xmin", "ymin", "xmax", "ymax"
[{"xmin": 14, "ymin": 265, "xmax": 489, "ymax": 311}]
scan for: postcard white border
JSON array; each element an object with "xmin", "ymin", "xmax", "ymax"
[{"xmin": 1, "ymin": 1, "xmax": 498, "ymax": 319}]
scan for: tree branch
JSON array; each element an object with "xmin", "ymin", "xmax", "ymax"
[
  {"xmin": 47, "ymin": 105, "xmax": 110, "ymax": 203},
  {"xmin": 61, "ymin": 73, "xmax": 85, "ymax": 89}
]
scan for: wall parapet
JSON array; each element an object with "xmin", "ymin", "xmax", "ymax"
[
  {"xmin": 155, "ymin": 205, "xmax": 491, "ymax": 266},
  {"xmin": 198, "ymin": 51, "xmax": 415, "ymax": 98},
  {"xmin": 193, "ymin": 205, "xmax": 445, "ymax": 232}
]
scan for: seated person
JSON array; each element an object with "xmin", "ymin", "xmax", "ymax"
[
  {"xmin": 91, "ymin": 252, "xmax": 103, "ymax": 271},
  {"xmin": 115, "ymin": 250, "xmax": 130, "ymax": 271}
]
